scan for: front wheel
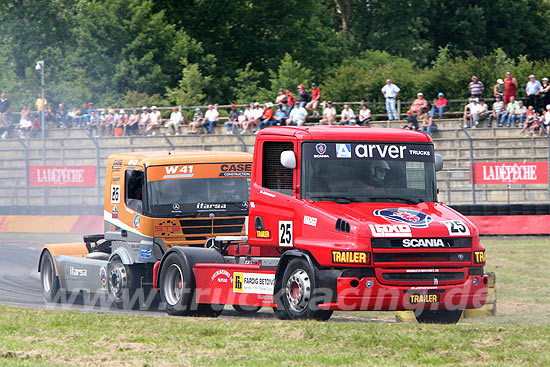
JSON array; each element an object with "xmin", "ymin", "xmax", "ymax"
[
  {"xmin": 40, "ymin": 251, "xmax": 63, "ymax": 303},
  {"xmin": 278, "ymin": 258, "xmax": 333, "ymax": 321},
  {"xmin": 107, "ymin": 256, "xmax": 138, "ymax": 309},
  {"xmin": 233, "ymin": 305, "xmax": 262, "ymax": 314},
  {"xmin": 415, "ymin": 309, "xmax": 463, "ymax": 324}
]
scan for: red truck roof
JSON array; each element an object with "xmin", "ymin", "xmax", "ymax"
[{"xmin": 257, "ymin": 126, "xmax": 432, "ymax": 143}]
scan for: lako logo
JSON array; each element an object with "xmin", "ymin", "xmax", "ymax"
[{"xmin": 369, "ymin": 224, "xmax": 412, "ymax": 237}]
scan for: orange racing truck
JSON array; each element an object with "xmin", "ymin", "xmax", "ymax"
[
  {"xmin": 38, "ymin": 151, "xmax": 252, "ymax": 309},
  {"xmin": 152, "ymin": 126, "xmax": 488, "ymax": 323}
]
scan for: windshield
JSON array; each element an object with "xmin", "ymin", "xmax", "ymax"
[
  {"xmin": 146, "ymin": 163, "xmax": 251, "ymax": 217},
  {"xmin": 301, "ymin": 142, "xmax": 436, "ymax": 204}
]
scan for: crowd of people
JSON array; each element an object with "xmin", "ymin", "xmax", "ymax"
[{"xmin": 2, "ymin": 71, "xmax": 550, "ymax": 139}]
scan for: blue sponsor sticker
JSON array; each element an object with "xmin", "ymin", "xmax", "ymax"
[
  {"xmin": 373, "ymin": 208, "xmax": 433, "ymax": 228},
  {"xmin": 336, "ymin": 143, "xmax": 351, "ymax": 158},
  {"xmin": 140, "ymin": 248, "xmax": 152, "ymax": 260},
  {"xmin": 133, "ymin": 214, "xmax": 141, "ymax": 228}
]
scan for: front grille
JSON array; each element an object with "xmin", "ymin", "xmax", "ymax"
[
  {"xmin": 371, "ymin": 237, "xmax": 472, "ymax": 248},
  {"xmin": 178, "ymin": 217, "xmax": 246, "ymax": 243},
  {"xmin": 382, "ymin": 272, "xmax": 464, "ymax": 282},
  {"xmin": 374, "ymin": 252, "xmax": 471, "ymax": 263}
]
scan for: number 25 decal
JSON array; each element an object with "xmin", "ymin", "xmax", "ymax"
[
  {"xmin": 278, "ymin": 220, "xmax": 293, "ymax": 247},
  {"xmin": 442, "ymin": 220, "xmax": 470, "ymax": 236}
]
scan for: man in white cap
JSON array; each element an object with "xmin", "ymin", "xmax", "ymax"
[
  {"xmin": 146, "ymin": 105, "xmax": 162, "ymax": 135},
  {"xmin": 493, "ymin": 79, "xmax": 504, "ymax": 99},
  {"xmin": 525, "ymin": 75, "xmax": 542, "ymax": 112},
  {"xmin": 139, "ymin": 106, "xmax": 149, "ymax": 135}
]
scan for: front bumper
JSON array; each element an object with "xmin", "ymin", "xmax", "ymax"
[{"xmin": 318, "ymin": 274, "xmax": 488, "ymax": 311}]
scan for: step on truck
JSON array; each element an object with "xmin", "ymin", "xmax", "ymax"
[
  {"xmin": 152, "ymin": 126, "xmax": 488, "ymax": 323},
  {"xmin": 38, "ymin": 150, "xmax": 252, "ymax": 310}
]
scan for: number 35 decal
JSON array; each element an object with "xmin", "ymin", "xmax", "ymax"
[
  {"xmin": 442, "ymin": 220, "xmax": 470, "ymax": 236},
  {"xmin": 278, "ymin": 220, "xmax": 293, "ymax": 247}
]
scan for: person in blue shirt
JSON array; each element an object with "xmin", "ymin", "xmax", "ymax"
[
  {"xmin": 525, "ymin": 75, "xmax": 542, "ymax": 113},
  {"xmin": 273, "ymin": 104, "xmax": 287, "ymax": 126}
]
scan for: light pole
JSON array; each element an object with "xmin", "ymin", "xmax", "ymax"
[{"xmin": 35, "ymin": 60, "xmax": 45, "ymax": 164}]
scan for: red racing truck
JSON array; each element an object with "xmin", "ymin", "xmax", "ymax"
[{"xmin": 154, "ymin": 126, "xmax": 488, "ymax": 323}]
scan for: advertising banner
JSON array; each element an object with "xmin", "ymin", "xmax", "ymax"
[
  {"xmin": 29, "ymin": 165, "xmax": 96, "ymax": 186},
  {"xmin": 472, "ymin": 162, "xmax": 548, "ymax": 184}
]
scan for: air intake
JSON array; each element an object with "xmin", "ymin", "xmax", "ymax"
[{"xmin": 335, "ymin": 218, "xmax": 350, "ymax": 233}]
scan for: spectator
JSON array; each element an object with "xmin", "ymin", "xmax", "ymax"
[
  {"xmin": 320, "ymin": 101, "xmax": 337, "ymax": 125},
  {"xmin": 275, "ymin": 88, "xmax": 287, "ymax": 105},
  {"xmin": 44, "ymin": 105, "xmax": 55, "ymax": 129},
  {"xmin": 473, "ymin": 98, "xmax": 490, "ymax": 128},
  {"xmin": 501, "ymin": 96, "xmax": 519, "ymax": 127},
  {"xmin": 340, "ymin": 104, "xmax": 357, "ymax": 125},
  {"xmin": 285, "ymin": 90, "xmax": 295, "ymax": 114},
  {"xmin": 540, "ymin": 78, "xmax": 550, "ymax": 112},
  {"xmin": 306, "ymin": 83, "xmax": 321, "ymax": 116},
  {"xmin": 297, "ymin": 84, "xmax": 310, "ymax": 108},
  {"xmin": 520, "ymin": 106, "xmax": 537, "ymax": 136},
  {"xmin": 114, "ymin": 109, "xmax": 126, "ymax": 137},
  {"xmin": 420, "ymin": 107, "xmax": 437, "ymax": 136},
  {"xmin": 542, "ymin": 105, "xmax": 550, "ymax": 136},
  {"xmin": 165, "ymin": 107, "xmax": 183, "ymax": 135},
  {"xmin": 287, "ymin": 101, "xmax": 308, "ymax": 126},
  {"xmin": 493, "ymin": 79, "xmax": 504, "ymax": 99},
  {"xmin": 403, "ymin": 110, "xmax": 417, "ymax": 130},
  {"xmin": 243, "ymin": 105, "xmax": 252, "ymax": 131},
  {"xmin": 88, "ymin": 109, "xmax": 99, "ymax": 136},
  {"xmin": 410, "ymin": 93, "xmax": 428, "ymax": 115},
  {"xmin": 504, "ymin": 71, "xmax": 518, "ymax": 104},
  {"xmin": 463, "ymin": 98, "xmax": 478, "ymax": 128},
  {"xmin": 139, "ymin": 106, "xmax": 150, "ymax": 135},
  {"xmin": 358, "ymin": 103, "xmax": 372, "ymax": 125},
  {"xmin": 273, "ymin": 104, "xmax": 287, "ymax": 126},
  {"xmin": 381, "ymin": 79, "xmax": 400, "ymax": 120},
  {"xmin": 469, "ymin": 75, "xmax": 484, "ymax": 98},
  {"xmin": 237, "ymin": 110, "xmax": 247, "ymax": 130},
  {"xmin": 525, "ymin": 75, "xmax": 542, "ymax": 112},
  {"xmin": 247, "ymin": 102, "xmax": 263, "ymax": 133},
  {"xmin": 146, "ymin": 106, "xmax": 162, "ymax": 135},
  {"xmin": 259, "ymin": 103, "xmax": 275, "ymax": 130},
  {"xmin": 80, "ymin": 102, "xmax": 92, "ymax": 127},
  {"xmin": 35, "ymin": 92, "xmax": 48, "ymax": 115},
  {"xmin": 488, "ymin": 95, "xmax": 505, "ymax": 128},
  {"xmin": 0, "ymin": 93, "xmax": 10, "ymax": 113},
  {"xmin": 511, "ymin": 100, "xmax": 527, "ymax": 128},
  {"xmin": 225, "ymin": 104, "xmax": 239, "ymax": 134},
  {"xmin": 430, "ymin": 92, "xmax": 448, "ymax": 119},
  {"xmin": 189, "ymin": 107, "xmax": 202, "ymax": 134},
  {"xmin": 55, "ymin": 103, "xmax": 68, "ymax": 128},
  {"xmin": 202, "ymin": 104, "xmax": 219, "ymax": 134},
  {"xmin": 100, "ymin": 109, "xmax": 113, "ymax": 136},
  {"xmin": 18, "ymin": 105, "xmax": 32, "ymax": 138},
  {"xmin": 127, "ymin": 109, "xmax": 139, "ymax": 135}
]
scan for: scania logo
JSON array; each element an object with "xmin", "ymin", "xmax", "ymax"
[
  {"xmin": 315, "ymin": 143, "xmax": 327, "ymax": 155},
  {"xmin": 374, "ymin": 208, "xmax": 433, "ymax": 228},
  {"xmin": 402, "ymin": 238, "xmax": 446, "ymax": 248}
]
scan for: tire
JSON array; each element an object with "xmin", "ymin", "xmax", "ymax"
[
  {"xmin": 415, "ymin": 309, "xmax": 463, "ymax": 324},
  {"xmin": 278, "ymin": 258, "xmax": 333, "ymax": 321},
  {"xmin": 232, "ymin": 305, "xmax": 262, "ymax": 314},
  {"xmin": 40, "ymin": 251, "xmax": 63, "ymax": 303},
  {"xmin": 159, "ymin": 253, "xmax": 194, "ymax": 316},
  {"xmin": 195, "ymin": 303, "xmax": 224, "ymax": 317},
  {"xmin": 107, "ymin": 256, "xmax": 138, "ymax": 309}
]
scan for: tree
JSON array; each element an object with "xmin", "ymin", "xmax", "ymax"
[{"xmin": 165, "ymin": 61, "xmax": 211, "ymax": 107}]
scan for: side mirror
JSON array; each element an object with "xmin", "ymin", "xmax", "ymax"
[
  {"xmin": 280, "ymin": 150, "xmax": 296, "ymax": 169},
  {"xmin": 435, "ymin": 154, "xmax": 444, "ymax": 171}
]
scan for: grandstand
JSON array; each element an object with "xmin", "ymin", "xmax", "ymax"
[{"xmin": 0, "ymin": 117, "xmax": 548, "ymax": 210}]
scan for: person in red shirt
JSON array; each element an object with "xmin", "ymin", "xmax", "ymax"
[
  {"xmin": 306, "ymin": 83, "xmax": 321, "ymax": 116},
  {"xmin": 504, "ymin": 71, "xmax": 518, "ymax": 104},
  {"xmin": 430, "ymin": 92, "xmax": 448, "ymax": 119},
  {"xmin": 285, "ymin": 90, "xmax": 295, "ymax": 115}
]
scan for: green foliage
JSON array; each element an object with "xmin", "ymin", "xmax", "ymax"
[
  {"xmin": 268, "ymin": 54, "xmax": 313, "ymax": 95},
  {"xmin": 165, "ymin": 61, "xmax": 212, "ymax": 106},
  {"xmin": 233, "ymin": 63, "xmax": 265, "ymax": 104}
]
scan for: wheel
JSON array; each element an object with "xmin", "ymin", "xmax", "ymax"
[
  {"xmin": 40, "ymin": 251, "xmax": 64, "ymax": 303},
  {"xmin": 415, "ymin": 309, "xmax": 463, "ymax": 324},
  {"xmin": 233, "ymin": 304, "xmax": 262, "ymax": 314},
  {"xmin": 107, "ymin": 256, "xmax": 138, "ymax": 309},
  {"xmin": 278, "ymin": 258, "xmax": 333, "ymax": 321},
  {"xmin": 159, "ymin": 253, "xmax": 194, "ymax": 316},
  {"xmin": 195, "ymin": 303, "xmax": 224, "ymax": 317}
]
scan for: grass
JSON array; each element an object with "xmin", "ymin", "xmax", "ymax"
[{"xmin": 0, "ymin": 235, "xmax": 549, "ymax": 366}]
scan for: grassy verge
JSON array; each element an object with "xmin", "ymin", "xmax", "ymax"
[{"xmin": 0, "ymin": 305, "xmax": 549, "ymax": 367}]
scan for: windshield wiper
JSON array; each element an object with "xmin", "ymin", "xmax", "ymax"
[
  {"xmin": 366, "ymin": 197, "xmax": 422, "ymax": 205},
  {"xmin": 308, "ymin": 195, "xmax": 360, "ymax": 203}
]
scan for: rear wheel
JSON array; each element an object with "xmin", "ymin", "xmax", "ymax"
[
  {"xmin": 415, "ymin": 309, "xmax": 463, "ymax": 324},
  {"xmin": 278, "ymin": 258, "xmax": 333, "ymax": 321},
  {"xmin": 159, "ymin": 253, "xmax": 194, "ymax": 316},
  {"xmin": 233, "ymin": 305, "xmax": 262, "ymax": 314},
  {"xmin": 40, "ymin": 251, "xmax": 63, "ymax": 303},
  {"xmin": 107, "ymin": 256, "xmax": 138, "ymax": 309}
]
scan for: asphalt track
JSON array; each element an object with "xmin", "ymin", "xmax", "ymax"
[{"xmin": 0, "ymin": 241, "xmax": 389, "ymax": 323}]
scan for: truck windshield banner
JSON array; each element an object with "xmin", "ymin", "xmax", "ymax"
[
  {"xmin": 29, "ymin": 165, "xmax": 96, "ymax": 186},
  {"xmin": 302, "ymin": 142, "xmax": 433, "ymax": 162},
  {"xmin": 472, "ymin": 162, "xmax": 548, "ymax": 184},
  {"xmin": 148, "ymin": 162, "xmax": 252, "ymax": 182}
]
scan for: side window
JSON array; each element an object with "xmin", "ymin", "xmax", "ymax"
[
  {"xmin": 262, "ymin": 141, "xmax": 294, "ymax": 195},
  {"xmin": 125, "ymin": 169, "xmax": 143, "ymax": 213}
]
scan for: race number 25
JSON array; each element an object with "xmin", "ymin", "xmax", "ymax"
[
  {"xmin": 278, "ymin": 220, "xmax": 293, "ymax": 247},
  {"xmin": 442, "ymin": 220, "xmax": 470, "ymax": 236},
  {"xmin": 111, "ymin": 185, "xmax": 121, "ymax": 204}
]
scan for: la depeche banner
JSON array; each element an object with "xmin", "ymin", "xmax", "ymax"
[
  {"xmin": 29, "ymin": 165, "xmax": 96, "ymax": 186},
  {"xmin": 471, "ymin": 162, "xmax": 548, "ymax": 184}
]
